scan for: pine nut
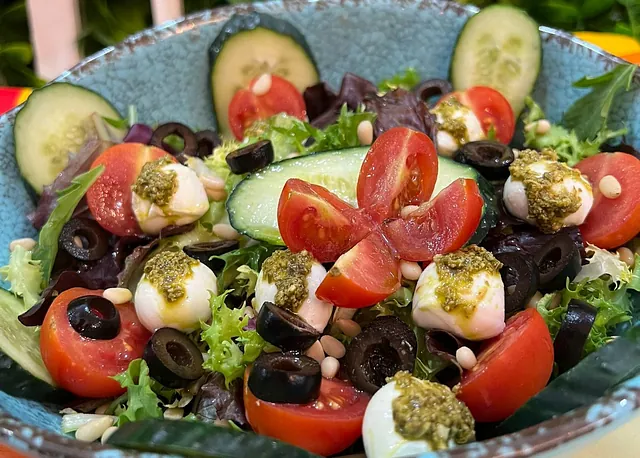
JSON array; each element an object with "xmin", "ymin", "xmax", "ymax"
[
  {"xmin": 101, "ymin": 426, "xmax": 118, "ymax": 444},
  {"xmin": 320, "ymin": 335, "xmax": 346, "ymax": 359},
  {"xmin": 599, "ymin": 175, "xmax": 622, "ymax": 199},
  {"xmin": 94, "ymin": 402, "xmax": 111, "ymax": 415},
  {"xmin": 455, "ymin": 346, "xmax": 477, "ymax": 370},
  {"xmin": 75, "ymin": 416, "xmax": 114, "ymax": 442},
  {"xmin": 357, "ymin": 120, "xmax": 374, "ymax": 146},
  {"xmin": 336, "ymin": 319, "xmax": 361, "ymax": 337},
  {"xmin": 103, "ymin": 288, "xmax": 132, "ymax": 305},
  {"xmin": 9, "ymin": 237, "xmax": 36, "ymax": 252},
  {"xmin": 401, "ymin": 205, "xmax": 419, "ymax": 218},
  {"xmin": 527, "ymin": 291, "xmax": 543, "ymax": 309},
  {"xmin": 200, "ymin": 174, "xmax": 226, "ymax": 190},
  {"xmin": 549, "ymin": 293, "xmax": 562, "ymax": 310},
  {"xmin": 306, "ymin": 340, "xmax": 325, "ymax": 363},
  {"xmin": 617, "ymin": 247, "xmax": 635, "ymax": 267},
  {"xmin": 212, "ymin": 223, "xmax": 240, "ymax": 241},
  {"xmin": 321, "ymin": 356, "xmax": 340, "ymax": 379},
  {"xmin": 332, "ymin": 307, "xmax": 356, "ymax": 322},
  {"xmin": 400, "ymin": 260, "xmax": 422, "ymax": 281},
  {"xmin": 252, "ymin": 73, "xmax": 272, "ymax": 96},
  {"xmin": 163, "ymin": 408, "xmax": 184, "ymax": 420},
  {"xmin": 206, "ymin": 188, "xmax": 228, "ymax": 202},
  {"xmin": 73, "ymin": 236, "xmax": 84, "ymax": 248},
  {"xmin": 535, "ymin": 119, "xmax": 551, "ymax": 134}
]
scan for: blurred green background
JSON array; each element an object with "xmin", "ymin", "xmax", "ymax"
[{"xmin": 1, "ymin": 0, "xmax": 639, "ymax": 87}]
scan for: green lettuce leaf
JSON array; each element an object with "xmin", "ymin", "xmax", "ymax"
[
  {"xmin": 31, "ymin": 166, "xmax": 105, "ymax": 286},
  {"xmin": 0, "ymin": 245, "xmax": 42, "ymax": 308},
  {"xmin": 245, "ymin": 114, "xmax": 317, "ymax": 160},
  {"xmin": 307, "ymin": 105, "xmax": 376, "ymax": 153},
  {"xmin": 201, "ymin": 291, "xmax": 268, "ymax": 387},
  {"xmin": 574, "ymin": 244, "xmax": 632, "ymax": 285},
  {"xmin": 213, "ymin": 244, "xmax": 277, "ymax": 294},
  {"xmin": 112, "ymin": 359, "xmax": 164, "ymax": 426},
  {"xmin": 378, "ymin": 67, "xmax": 420, "ymax": 92}
]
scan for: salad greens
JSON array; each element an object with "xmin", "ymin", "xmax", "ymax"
[
  {"xmin": 377, "ymin": 68, "xmax": 421, "ymax": 92},
  {"xmin": 213, "ymin": 243, "xmax": 277, "ymax": 294},
  {"xmin": 112, "ymin": 359, "xmax": 165, "ymax": 426},
  {"xmin": 0, "ymin": 245, "xmax": 42, "ymax": 308}
]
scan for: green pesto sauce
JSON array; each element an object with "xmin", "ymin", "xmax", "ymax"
[
  {"xmin": 132, "ymin": 157, "xmax": 177, "ymax": 207},
  {"xmin": 510, "ymin": 149, "xmax": 587, "ymax": 233},
  {"xmin": 435, "ymin": 245, "xmax": 502, "ymax": 317},
  {"xmin": 391, "ymin": 371, "xmax": 475, "ymax": 450},
  {"xmin": 432, "ymin": 98, "xmax": 470, "ymax": 144},
  {"xmin": 144, "ymin": 250, "xmax": 198, "ymax": 303},
  {"xmin": 262, "ymin": 250, "xmax": 313, "ymax": 313}
]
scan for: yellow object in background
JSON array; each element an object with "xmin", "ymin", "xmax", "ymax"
[
  {"xmin": 0, "ymin": 88, "xmax": 33, "ymax": 115},
  {"xmin": 574, "ymin": 32, "xmax": 640, "ymax": 64}
]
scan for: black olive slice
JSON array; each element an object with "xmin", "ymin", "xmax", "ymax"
[
  {"xmin": 454, "ymin": 141, "xmax": 515, "ymax": 180},
  {"xmin": 143, "ymin": 327, "xmax": 204, "ymax": 388},
  {"xmin": 413, "ymin": 78, "xmax": 453, "ymax": 102},
  {"xmin": 225, "ymin": 140, "xmax": 274, "ymax": 174},
  {"xmin": 67, "ymin": 295, "xmax": 120, "ymax": 340},
  {"xmin": 256, "ymin": 302, "xmax": 320, "ymax": 351},
  {"xmin": 183, "ymin": 241, "xmax": 239, "ymax": 272},
  {"xmin": 344, "ymin": 316, "xmax": 417, "ymax": 394},
  {"xmin": 248, "ymin": 352, "xmax": 321, "ymax": 404},
  {"xmin": 554, "ymin": 300, "xmax": 597, "ymax": 374},
  {"xmin": 533, "ymin": 234, "xmax": 582, "ymax": 293},
  {"xmin": 59, "ymin": 218, "xmax": 109, "ymax": 261},
  {"xmin": 494, "ymin": 251, "xmax": 539, "ymax": 315},
  {"xmin": 195, "ymin": 129, "xmax": 222, "ymax": 158},
  {"xmin": 149, "ymin": 122, "xmax": 199, "ymax": 163}
]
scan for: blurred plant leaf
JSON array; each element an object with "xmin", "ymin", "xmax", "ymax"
[
  {"xmin": 0, "ymin": 1, "xmax": 43, "ymax": 87},
  {"xmin": 618, "ymin": 0, "xmax": 640, "ymax": 41}
]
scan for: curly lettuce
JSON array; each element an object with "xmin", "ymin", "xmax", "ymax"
[
  {"xmin": 112, "ymin": 359, "xmax": 164, "ymax": 426},
  {"xmin": 378, "ymin": 67, "xmax": 420, "ymax": 92},
  {"xmin": 0, "ymin": 245, "xmax": 43, "ymax": 309}
]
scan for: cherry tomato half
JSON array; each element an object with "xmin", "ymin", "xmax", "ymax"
[
  {"xmin": 575, "ymin": 152, "xmax": 640, "ymax": 249},
  {"xmin": 457, "ymin": 308, "xmax": 554, "ymax": 423},
  {"xmin": 244, "ymin": 371, "xmax": 370, "ymax": 456},
  {"xmin": 439, "ymin": 86, "xmax": 515, "ymax": 144},
  {"xmin": 40, "ymin": 287, "xmax": 151, "ymax": 398},
  {"xmin": 316, "ymin": 231, "xmax": 400, "ymax": 308},
  {"xmin": 357, "ymin": 127, "xmax": 439, "ymax": 224},
  {"xmin": 382, "ymin": 178, "xmax": 484, "ymax": 262},
  {"xmin": 86, "ymin": 143, "xmax": 172, "ymax": 236},
  {"xmin": 228, "ymin": 75, "xmax": 306, "ymax": 140},
  {"xmin": 277, "ymin": 178, "xmax": 374, "ymax": 263}
]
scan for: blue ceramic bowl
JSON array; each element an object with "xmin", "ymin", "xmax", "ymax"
[{"xmin": 1, "ymin": 0, "xmax": 639, "ymax": 456}]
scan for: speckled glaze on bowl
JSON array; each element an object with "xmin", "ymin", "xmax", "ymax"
[{"xmin": 0, "ymin": 0, "xmax": 639, "ymax": 456}]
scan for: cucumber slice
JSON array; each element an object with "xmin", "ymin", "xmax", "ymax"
[
  {"xmin": 14, "ymin": 82, "xmax": 122, "ymax": 194},
  {"xmin": 209, "ymin": 13, "xmax": 320, "ymax": 139},
  {"xmin": 450, "ymin": 5, "xmax": 541, "ymax": 115},
  {"xmin": 227, "ymin": 147, "xmax": 497, "ymax": 245}
]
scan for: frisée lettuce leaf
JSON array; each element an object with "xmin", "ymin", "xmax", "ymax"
[{"xmin": 0, "ymin": 245, "xmax": 42, "ymax": 309}]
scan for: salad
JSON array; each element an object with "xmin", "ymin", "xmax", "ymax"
[{"xmin": 1, "ymin": 5, "xmax": 640, "ymax": 458}]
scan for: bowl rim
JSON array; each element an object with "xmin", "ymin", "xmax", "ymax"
[{"xmin": 0, "ymin": 0, "xmax": 638, "ymax": 457}]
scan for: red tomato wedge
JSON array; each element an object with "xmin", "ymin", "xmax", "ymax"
[
  {"xmin": 86, "ymin": 143, "xmax": 172, "ymax": 236},
  {"xmin": 575, "ymin": 152, "xmax": 640, "ymax": 249},
  {"xmin": 457, "ymin": 309, "xmax": 554, "ymax": 423},
  {"xmin": 244, "ymin": 371, "xmax": 370, "ymax": 456},
  {"xmin": 439, "ymin": 86, "xmax": 515, "ymax": 144},
  {"xmin": 357, "ymin": 127, "xmax": 439, "ymax": 223},
  {"xmin": 40, "ymin": 287, "xmax": 151, "ymax": 398},
  {"xmin": 316, "ymin": 231, "xmax": 400, "ymax": 308},
  {"xmin": 382, "ymin": 179, "xmax": 484, "ymax": 262},
  {"xmin": 278, "ymin": 178, "xmax": 374, "ymax": 263},
  {"xmin": 228, "ymin": 74, "xmax": 307, "ymax": 140}
]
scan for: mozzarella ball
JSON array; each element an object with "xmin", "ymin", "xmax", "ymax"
[
  {"xmin": 255, "ymin": 260, "xmax": 333, "ymax": 332},
  {"xmin": 412, "ymin": 262, "xmax": 505, "ymax": 340},
  {"xmin": 135, "ymin": 258, "xmax": 217, "ymax": 332},
  {"xmin": 433, "ymin": 105, "xmax": 486, "ymax": 157},
  {"xmin": 132, "ymin": 162, "xmax": 210, "ymax": 235}
]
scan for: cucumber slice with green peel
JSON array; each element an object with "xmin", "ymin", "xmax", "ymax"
[
  {"xmin": 450, "ymin": 5, "xmax": 541, "ymax": 115},
  {"xmin": 209, "ymin": 13, "xmax": 320, "ymax": 139},
  {"xmin": 227, "ymin": 147, "xmax": 497, "ymax": 246},
  {"xmin": 14, "ymin": 82, "xmax": 122, "ymax": 194}
]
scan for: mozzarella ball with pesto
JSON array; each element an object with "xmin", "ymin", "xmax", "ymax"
[
  {"xmin": 412, "ymin": 245, "xmax": 505, "ymax": 340},
  {"xmin": 132, "ymin": 157, "xmax": 210, "ymax": 235},
  {"xmin": 134, "ymin": 250, "xmax": 217, "ymax": 332},
  {"xmin": 431, "ymin": 98, "xmax": 486, "ymax": 157},
  {"xmin": 503, "ymin": 149, "xmax": 593, "ymax": 233},
  {"xmin": 254, "ymin": 250, "xmax": 333, "ymax": 332},
  {"xmin": 362, "ymin": 371, "xmax": 475, "ymax": 458}
]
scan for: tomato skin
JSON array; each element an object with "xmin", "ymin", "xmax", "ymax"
[
  {"xmin": 277, "ymin": 178, "xmax": 374, "ymax": 263},
  {"xmin": 357, "ymin": 127, "xmax": 439, "ymax": 224},
  {"xmin": 40, "ymin": 287, "xmax": 151, "ymax": 398},
  {"xmin": 575, "ymin": 152, "xmax": 640, "ymax": 249},
  {"xmin": 86, "ymin": 143, "xmax": 172, "ymax": 237},
  {"xmin": 440, "ymin": 86, "xmax": 515, "ymax": 144},
  {"xmin": 382, "ymin": 179, "xmax": 484, "ymax": 262},
  {"xmin": 244, "ymin": 370, "xmax": 370, "ymax": 456},
  {"xmin": 457, "ymin": 309, "xmax": 554, "ymax": 423},
  {"xmin": 228, "ymin": 75, "xmax": 307, "ymax": 140},
  {"xmin": 316, "ymin": 231, "xmax": 400, "ymax": 308}
]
